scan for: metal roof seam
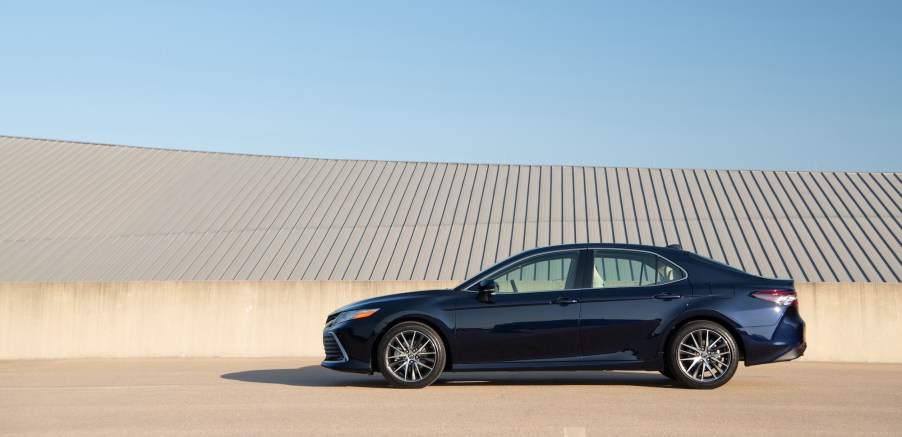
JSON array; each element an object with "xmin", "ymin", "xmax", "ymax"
[{"xmin": 0, "ymin": 137, "xmax": 899, "ymax": 282}]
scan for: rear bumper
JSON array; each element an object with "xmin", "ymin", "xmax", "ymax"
[
  {"xmin": 742, "ymin": 306, "xmax": 806, "ymax": 366},
  {"xmin": 774, "ymin": 341, "xmax": 807, "ymax": 362}
]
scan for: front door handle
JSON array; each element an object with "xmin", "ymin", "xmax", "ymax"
[
  {"xmin": 550, "ymin": 297, "xmax": 580, "ymax": 305},
  {"xmin": 653, "ymin": 293, "xmax": 682, "ymax": 300}
]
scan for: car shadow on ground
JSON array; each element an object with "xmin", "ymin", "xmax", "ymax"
[{"xmin": 221, "ymin": 365, "xmax": 681, "ymax": 389}]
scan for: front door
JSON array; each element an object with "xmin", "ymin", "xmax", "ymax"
[{"xmin": 454, "ymin": 250, "xmax": 583, "ymax": 365}]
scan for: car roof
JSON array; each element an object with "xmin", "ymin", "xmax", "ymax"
[{"xmin": 519, "ymin": 242, "xmax": 685, "ymax": 255}]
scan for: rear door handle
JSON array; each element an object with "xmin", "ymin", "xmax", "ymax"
[
  {"xmin": 653, "ymin": 293, "xmax": 682, "ymax": 300},
  {"xmin": 551, "ymin": 297, "xmax": 580, "ymax": 305}
]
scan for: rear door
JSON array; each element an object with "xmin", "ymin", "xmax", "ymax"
[{"xmin": 579, "ymin": 249, "xmax": 691, "ymax": 362}]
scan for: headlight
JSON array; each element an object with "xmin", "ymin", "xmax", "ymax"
[{"xmin": 328, "ymin": 308, "xmax": 379, "ymax": 327}]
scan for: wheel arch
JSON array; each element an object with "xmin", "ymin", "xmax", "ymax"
[
  {"xmin": 370, "ymin": 315, "xmax": 454, "ymax": 373},
  {"xmin": 661, "ymin": 312, "xmax": 747, "ymax": 364}
]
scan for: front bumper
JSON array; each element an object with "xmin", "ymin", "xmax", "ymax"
[
  {"xmin": 322, "ymin": 332, "xmax": 348, "ymax": 363},
  {"xmin": 320, "ymin": 322, "xmax": 378, "ymax": 374}
]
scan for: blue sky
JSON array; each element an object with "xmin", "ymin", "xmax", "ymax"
[{"xmin": 1, "ymin": 1, "xmax": 900, "ymax": 171}]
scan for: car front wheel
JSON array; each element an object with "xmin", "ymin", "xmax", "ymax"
[
  {"xmin": 668, "ymin": 321, "xmax": 739, "ymax": 389},
  {"xmin": 377, "ymin": 321, "xmax": 446, "ymax": 389}
]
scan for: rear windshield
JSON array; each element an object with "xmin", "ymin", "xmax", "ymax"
[{"xmin": 685, "ymin": 252, "xmax": 749, "ymax": 274}]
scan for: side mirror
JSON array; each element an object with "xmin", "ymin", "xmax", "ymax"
[{"xmin": 477, "ymin": 279, "xmax": 497, "ymax": 294}]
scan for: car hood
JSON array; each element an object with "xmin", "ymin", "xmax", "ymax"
[{"xmin": 329, "ymin": 289, "xmax": 452, "ymax": 316}]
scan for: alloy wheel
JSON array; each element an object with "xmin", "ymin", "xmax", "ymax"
[
  {"xmin": 384, "ymin": 330, "xmax": 437, "ymax": 382},
  {"xmin": 676, "ymin": 328, "xmax": 733, "ymax": 382}
]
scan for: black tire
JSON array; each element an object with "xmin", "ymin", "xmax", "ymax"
[
  {"xmin": 659, "ymin": 366, "xmax": 676, "ymax": 380},
  {"xmin": 668, "ymin": 321, "xmax": 739, "ymax": 389},
  {"xmin": 377, "ymin": 321, "xmax": 446, "ymax": 389}
]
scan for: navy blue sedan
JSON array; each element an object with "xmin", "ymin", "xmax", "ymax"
[{"xmin": 322, "ymin": 243, "xmax": 806, "ymax": 389}]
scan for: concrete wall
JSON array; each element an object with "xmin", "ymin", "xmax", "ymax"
[
  {"xmin": 1, "ymin": 281, "xmax": 899, "ymax": 362},
  {"xmin": 796, "ymin": 282, "xmax": 901, "ymax": 363},
  {"xmin": 0, "ymin": 281, "xmax": 456, "ymax": 359}
]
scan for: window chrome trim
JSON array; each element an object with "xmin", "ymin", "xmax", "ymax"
[
  {"xmin": 459, "ymin": 247, "xmax": 689, "ymax": 292},
  {"xmin": 586, "ymin": 248, "xmax": 689, "ymax": 289},
  {"xmin": 459, "ymin": 248, "xmax": 583, "ymax": 293},
  {"xmin": 322, "ymin": 331, "xmax": 349, "ymax": 364}
]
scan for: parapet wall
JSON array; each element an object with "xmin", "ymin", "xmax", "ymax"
[{"xmin": 1, "ymin": 281, "xmax": 898, "ymax": 362}]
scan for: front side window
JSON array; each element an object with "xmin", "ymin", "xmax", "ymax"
[
  {"xmin": 481, "ymin": 251, "xmax": 579, "ymax": 293},
  {"xmin": 592, "ymin": 250, "xmax": 685, "ymax": 288}
]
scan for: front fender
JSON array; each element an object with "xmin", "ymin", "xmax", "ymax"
[{"xmin": 368, "ymin": 310, "xmax": 457, "ymax": 371}]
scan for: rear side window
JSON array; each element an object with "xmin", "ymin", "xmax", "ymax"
[{"xmin": 592, "ymin": 250, "xmax": 685, "ymax": 288}]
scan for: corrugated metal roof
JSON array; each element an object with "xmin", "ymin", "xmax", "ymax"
[{"xmin": 0, "ymin": 135, "xmax": 899, "ymax": 282}]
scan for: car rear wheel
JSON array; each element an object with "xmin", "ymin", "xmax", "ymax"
[
  {"xmin": 377, "ymin": 322, "xmax": 446, "ymax": 389},
  {"xmin": 668, "ymin": 321, "xmax": 738, "ymax": 389},
  {"xmin": 659, "ymin": 367, "xmax": 676, "ymax": 380}
]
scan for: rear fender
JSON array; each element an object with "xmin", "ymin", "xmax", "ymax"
[{"xmin": 658, "ymin": 308, "xmax": 748, "ymax": 361}]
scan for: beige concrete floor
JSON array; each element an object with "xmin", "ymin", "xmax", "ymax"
[{"xmin": 1, "ymin": 358, "xmax": 900, "ymax": 436}]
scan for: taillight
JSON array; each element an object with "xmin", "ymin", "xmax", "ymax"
[{"xmin": 750, "ymin": 289, "xmax": 798, "ymax": 306}]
